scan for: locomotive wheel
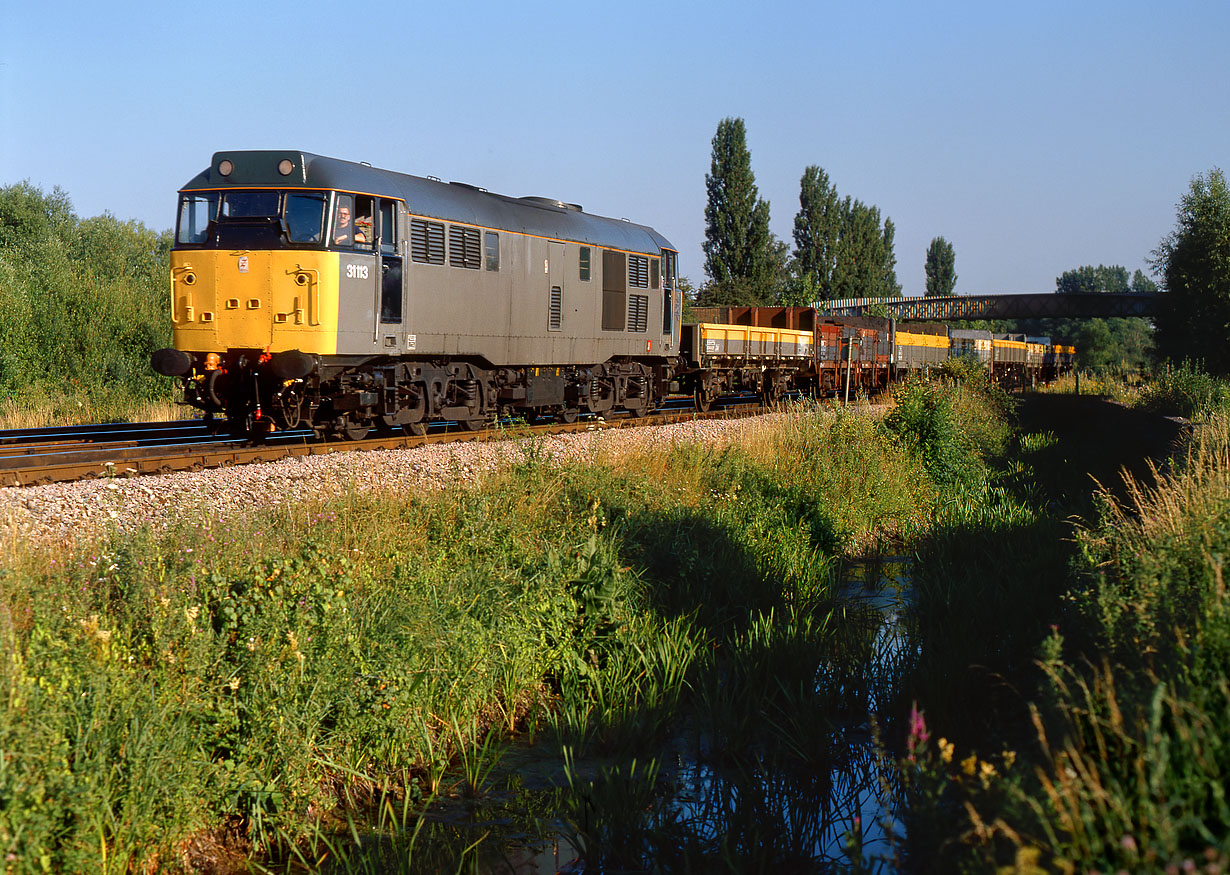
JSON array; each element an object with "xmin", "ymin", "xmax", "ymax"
[
  {"xmin": 557, "ymin": 407, "xmax": 580, "ymax": 424},
  {"xmin": 403, "ymin": 421, "xmax": 427, "ymax": 436},
  {"xmin": 457, "ymin": 416, "xmax": 484, "ymax": 432},
  {"xmin": 339, "ymin": 417, "xmax": 371, "ymax": 441}
]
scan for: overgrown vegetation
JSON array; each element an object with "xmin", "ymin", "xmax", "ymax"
[
  {"xmin": 0, "ymin": 399, "xmax": 957, "ymax": 871},
  {"xmin": 0, "ymin": 182, "xmax": 177, "ymax": 426},
  {"xmin": 896, "ymin": 368, "xmax": 1230, "ymax": 872}
]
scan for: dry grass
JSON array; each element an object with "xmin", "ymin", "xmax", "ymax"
[{"xmin": 0, "ymin": 393, "xmax": 188, "ymax": 430}]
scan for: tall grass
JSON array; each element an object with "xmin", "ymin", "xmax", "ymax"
[
  {"xmin": 0, "ymin": 401, "xmax": 944, "ymax": 870},
  {"xmin": 897, "ymin": 376, "xmax": 1230, "ymax": 872}
]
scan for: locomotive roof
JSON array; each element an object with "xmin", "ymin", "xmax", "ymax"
[{"xmin": 181, "ymin": 151, "xmax": 676, "ymax": 255}]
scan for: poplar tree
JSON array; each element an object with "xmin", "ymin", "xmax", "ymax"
[
  {"xmin": 792, "ymin": 165, "xmax": 840, "ymax": 297},
  {"xmin": 702, "ymin": 118, "xmax": 774, "ymax": 302},
  {"xmin": 791, "ymin": 167, "xmax": 900, "ymax": 300},
  {"xmin": 924, "ymin": 237, "xmax": 957, "ymax": 297}
]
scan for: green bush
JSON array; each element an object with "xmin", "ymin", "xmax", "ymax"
[
  {"xmin": 0, "ymin": 182, "xmax": 173, "ymax": 410},
  {"xmin": 1137, "ymin": 361, "xmax": 1230, "ymax": 420}
]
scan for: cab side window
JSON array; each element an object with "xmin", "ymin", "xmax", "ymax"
[
  {"xmin": 353, "ymin": 195, "xmax": 375, "ymax": 249},
  {"xmin": 379, "ymin": 200, "xmax": 396, "ymax": 254},
  {"xmin": 333, "ymin": 195, "xmax": 355, "ymax": 246}
]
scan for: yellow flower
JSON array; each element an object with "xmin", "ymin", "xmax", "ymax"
[
  {"xmin": 979, "ymin": 760, "xmax": 998, "ymax": 785},
  {"xmin": 961, "ymin": 754, "xmax": 978, "ymax": 777},
  {"xmin": 938, "ymin": 737, "xmax": 955, "ymax": 764}
]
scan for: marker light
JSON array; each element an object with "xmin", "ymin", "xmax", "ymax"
[
  {"xmin": 277, "ymin": 159, "xmax": 294, "ymax": 176},
  {"xmin": 204, "ymin": 353, "xmax": 221, "ymax": 371},
  {"xmin": 218, "ymin": 159, "xmax": 233, "ymax": 176}
]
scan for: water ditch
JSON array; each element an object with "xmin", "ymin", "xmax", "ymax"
[{"xmin": 305, "ymin": 557, "xmax": 917, "ymax": 873}]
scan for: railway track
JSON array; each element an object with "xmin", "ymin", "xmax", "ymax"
[{"xmin": 0, "ymin": 396, "xmax": 776, "ymax": 488}]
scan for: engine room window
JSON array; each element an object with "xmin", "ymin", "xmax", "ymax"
[
  {"xmin": 177, "ymin": 192, "xmax": 218, "ymax": 244},
  {"xmin": 651, "ymin": 258, "xmax": 660, "ymax": 289},
  {"xmin": 579, "ymin": 246, "xmax": 591, "ymax": 281},
  {"xmin": 284, "ymin": 193, "xmax": 326, "ymax": 243},
  {"xmin": 485, "ymin": 232, "xmax": 499, "ymax": 271}
]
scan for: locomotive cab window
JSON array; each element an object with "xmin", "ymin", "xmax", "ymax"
[
  {"xmin": 176, "ymin": 189, "xmax": 330, "ymax": 249},
  {"xmin": 333, "ymin": 195, "xmax": 356, "ymax": 246},
  {"xmin": 285, "ymin": 193, "xmax": 326, "ymax": 243},
  {"xmin": 353, "ymin": 195, "xmax": 375, "ymax": 249},
  {"xmin": 177, "ymin": 192, "xmax": 219, "ymax": 244},
  {"xmin": 379, "ymin": 200, "xmax": 397, "ymax": 254},
  {"xmin": 661, "ymin": 250, "xmax": 677, "ymax": 335}
]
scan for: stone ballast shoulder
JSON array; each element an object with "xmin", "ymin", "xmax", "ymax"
[{"xmin": 1, "ymin": 412, "xmax": 844, "ymax": 545}]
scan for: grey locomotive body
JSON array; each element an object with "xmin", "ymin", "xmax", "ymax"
[{"xmin": 155, "ymin": 151, "xmax": 681, "ymax": 437}]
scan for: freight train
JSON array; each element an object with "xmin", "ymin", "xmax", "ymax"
[{"xmin": 150, "ymin": 151, "xmax": 1073, "ymax": 438}]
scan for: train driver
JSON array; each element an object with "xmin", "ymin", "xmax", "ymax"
[{"xmin": 334, "ymin": 197, "xmax": 354, "ymax": 245}]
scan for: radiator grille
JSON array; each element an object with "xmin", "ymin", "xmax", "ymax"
[
  {"xmin": 629, "ymin": 255, "xmax": 649, "ymax": 288},
  {"xmin": 628, "ymin": 294, "xmax": 649, "ymax": 332},
  {"xmin": 410, "ymin": 219, "xmax": 445, "ymax": 264},
  {"xmin": 548, "ymin": 286, "xmax": 562, "ymax": 331},
  {"xmin": 448, "ymin": 225, "xmax": 482, "ymax": 269}
]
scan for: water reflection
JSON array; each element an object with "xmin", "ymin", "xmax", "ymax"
[{"xmin": 312, "ymin": 557, "xmax": 914, "ymax": 873}]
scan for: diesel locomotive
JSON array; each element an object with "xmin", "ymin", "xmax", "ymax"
[{"xmin": 151, "ymin": 151, "xmax": 682, "ymax": 438}]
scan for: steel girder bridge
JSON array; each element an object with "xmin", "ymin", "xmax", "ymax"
[{"xmin": 815, "ymin": 293, "xmax": 1161, "ymax": 321}]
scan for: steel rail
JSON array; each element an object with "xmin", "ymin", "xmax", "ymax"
[{"xmin": 0, "ymin": 401, "xmax": 778, "ymax": 488}]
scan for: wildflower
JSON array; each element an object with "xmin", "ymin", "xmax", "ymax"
[
  {"xmin": 227, "ymin": 677, "xmax": 240, "ymax": 691},
  {"xmin": 185, "ymin": 605, "xmax": 200, "ymax": 623},
  {"xmin": 906, "ymin": 702, "xmax": 930, "ymax": 760},
  {"xmin": 961, "ymin": 754, "xmax": 978, "ymax": 777},
  {"xmin": 938, "ymin": 737, "xmax": 954, "ymax": 764},
  {"xmin": 978, "ymin": 760, "xmax": 997, "ymax": 786}
]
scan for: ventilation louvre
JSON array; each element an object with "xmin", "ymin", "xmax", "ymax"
[
  {"xmin": 410, "ymin": 219, "xmax": 445, "ymax": 264},
  {"xmin": 628, "ymin": 294, "xmax": 649, "ymax": 332},
  {"xmin": 548, "ymin": 286, "xmax": 563, "ymax": 331}
]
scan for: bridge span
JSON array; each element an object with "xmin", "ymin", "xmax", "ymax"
[{"xmin": 815, "ymin": 293, "xmax": 1161, "ymax": 321}]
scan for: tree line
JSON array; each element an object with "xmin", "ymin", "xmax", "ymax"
[
  {"xmin": 697, "ymin": 116, "xmax": 1230, "ymax": 377},
  {"xmin": 699, "ymin": 117, "xmax": 960, "ymax": 306}
]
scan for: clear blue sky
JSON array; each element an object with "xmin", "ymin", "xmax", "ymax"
[{"xmin": 2, "ymin": 0, "xmax": 1226, "ymax": 296}]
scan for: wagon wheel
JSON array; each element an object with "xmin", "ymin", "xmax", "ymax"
[
  {"xmin": 760, "ymin": 382, "xmax": 783, "ymax": 407},
  {"xmin": 693, "ymin": 385, "xmax": 713, "ymax": 413},
  {"xmin": 557, "ymin": 407, "xmax": 580, "ymax": 424}
]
